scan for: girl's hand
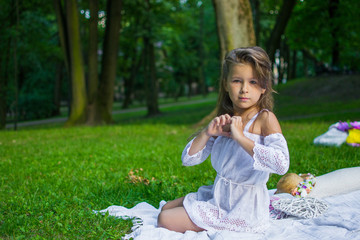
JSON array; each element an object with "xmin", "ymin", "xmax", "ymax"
[
  {"xmin": 229, "ymin": 116, "xmax": 255, "ymax": 156},
  {"xmin": 205, "ymin": 114, "xmax": 231, "ymax": 137},
  {"xmin": 229, "ymin": 116, "xmax": 245, "ymax": 141}
]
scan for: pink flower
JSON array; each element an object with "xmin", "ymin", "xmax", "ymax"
[
  {"xmin": 337, "ymin": 121, "xmax": 350, "ymax": 131},
  {"xmin": 350, "ymin": 121, "xmax": 360, "ymax": 130}
]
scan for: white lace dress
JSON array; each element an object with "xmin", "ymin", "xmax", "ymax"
[{"xmin": 182, "ymin": 112, "xmax": 290, "ymax": 233}]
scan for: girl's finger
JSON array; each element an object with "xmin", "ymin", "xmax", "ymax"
[
  {"xmin": 224, "ymin": 114, "xmax": 231, "ymax": 123},
  {"xmin": 234, "ymin": 116, "xmax": 242, "ymax": 122},
  {"xmin": 221, "ymin": 115, "xmax": 227, "ymax": 125},
  {"xmin": 231, "ymin": 116, "xmax": 242, "ymax": 127},
  {"xmin": 213, "ymin": 117, "xmax": 220, "ymax": 126}
]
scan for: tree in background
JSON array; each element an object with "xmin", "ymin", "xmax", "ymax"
[
  {"xmin": 54, "ymin": 0, "xmax": 122, "ymax": 126},
  {"xmin": 285, "ymin": 0, "xmax": 360, "ymax": 76},
  {"xmin": 91, "ymin": 0, "xmax": 122, "ymax": 124},
  {"xmin": 1, "ymin": 0, "xmax": 62, "ymax": 129},
  {"xmin": 2, "ymin": 0, "xmax": 359, "ymax": 129},
  {"xmin": 266, "ymin": 0, "xmax": 296, "ymax": 64},
  {"xmin": 0, "ymin": 2, "xmax": 14, "ymax": 129},
  {"xmin": 196, "ymin": 0, "xmax": 256, "ymax": 127},
  {"xmin": 1, "ymin": 0, "xmax": 221, "ymax": 128},
  {"xmin": 54, "ymin": 0, "xmax": 88, "ymax": 126},
  {"xmin": 118, "ymin": 0, "xmax": 217, "ymax": 107},
  {"xmin": 212, "ymin": 0, "xmax": 256, "ymax": 60},
  {"xmin": 142, "ymin": 0, "xmax": 160, "ymax": 116},
  {"xmin": 328, "ymin": 0, "xmax": 340, "ymax": 69},
  {"xmin": 120, "ymin": 0, "xmax": 143, "ymax": 109},
  {"xmin": 86, "ymin": 0, "xmax": 99, "ymax": 123}
]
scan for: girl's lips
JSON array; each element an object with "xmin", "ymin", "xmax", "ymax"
[{"xmin": 239, "ymin": 97, "xmax": 249, "ymax": 101}]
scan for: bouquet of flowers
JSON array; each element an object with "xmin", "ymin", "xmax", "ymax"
[
  {"xmin": 293, "ymin": 173, "xmax": 316, "ymax": 198},
  {"xmin": 337, "ymin": 121, "xmax": 360, "ymax": 147}
]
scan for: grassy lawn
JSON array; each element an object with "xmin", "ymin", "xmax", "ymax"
[{"xmin": 1, "ymin": 75, "xmax": 360, "ymax": 239}]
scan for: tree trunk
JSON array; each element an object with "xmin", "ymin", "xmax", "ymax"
[
  {"xmin": 13, "ymin": 0, "xmax": 20, "ymax": 130},
  {"xmin": 266, "ymin": 0, "xmax": 296, "ymax": 63},
  {"xmin": 251, "ymin": 0, "xmax": 260, "ymax": 45},
  {"xmin": 122, "ymin": 15, "xmax": 141, "ymax": 109},
  {"xmin": 143, "ymin": 35, "xmax": 160, "ymax": 116},
  {"xmin": 53, "ymin": 0, "xmax": 71, "ymax": 118},
  {"xmin": 290, "ymin": 50, "xmax": 297, "ymax": 79},
  {"xmin": 86, "ymin": 0, "xmax": 99, "ymax": 123},
  {"xmin": 93, "ymin": 0, "xmax": 122, "ymax": 124},
  {"xmin": 328, "ymin": 0, "xmax": 340, "ymax": 68},
  {"xmin": 198, "ymin": 2, "xmax": 207, "ymax": 96},
  {"xmin": 0, "ymin": 39, "xmax": 11, "ymax": 130},
  {"xmin": 284, "ymin": 40, "xmax": 290, "ymax": 82},
  {"xmin": 302, "ymin": 50, "xmax": 309, "ymax": 77},
  {"xmin": 53, "ymin": 62, "xmax": 63, "ymax": 116},
  {"xmin": 64, "ymin": 0, "xmax": 87, "ymax": 126},
  {"xmin": 278, "ymin": 38, "xmax": 288, "ymax": 84},
  {"xmin": 0, "ymin": 2, "xmax": 20, "ymax": 130},
  {"xmin": 212, "ymin": 0, "xmax": 256, "ymax": 61},
  {"xmin": 53, "ymin": 0, "xmax": 70, "ymax": 75},
  {"xmin": 122, "ymin": 43, "xmax": 141, "ymax": 109},
  {"xmin": 0, "ymin": 68, "xmax": 7, "ymax": 129},
  {"xmin": 197, "ymin": 0, "xmax": 256, "ymax": 128},
  {"xmin": 143, "ymin": 0, "xmax": 160, "ymax": 116}
]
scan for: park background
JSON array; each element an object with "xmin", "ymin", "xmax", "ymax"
[{"xmin": 1, "ymin": 0, "xmax": 360, "ymax": 238}]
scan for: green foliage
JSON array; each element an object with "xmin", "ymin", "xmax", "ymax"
[
  {"xmin": 17, "ymin": 91, "xmax": 55, "ymax": 120},
  {"xmin": 285, "ymin": 0, "xmax": 360, "ymax": 70},
  {"xmin": 2, "ymin": 0, "xmax": 220, "ymax": 124},
  {"xmin": 1, "ymin": 76, "xmax": 360, "ymax": 238},
  {"xmin": 3, "ymin": 0, "xmax": 360, "ymax": 126},
  {"xmin": 117, "ymin": 0, "xmax": 219, "ymax": 102},
  {"xmin": 2, "ymin": 0, "xmax": 65, "ymax": 122},
  {"xmin": 255, "ymin": 0, "xmax": 283, "ymax": 48}
]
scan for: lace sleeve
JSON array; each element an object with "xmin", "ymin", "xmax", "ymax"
[
  {"xmin": 253, "ymin": 133, "xmax": 289, "ymax": 175},
  {"xmin": 181, "ymin": 137, "xmax": 215, "ymax": 166}
]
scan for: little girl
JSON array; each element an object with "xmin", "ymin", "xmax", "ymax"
[{"xmin": 157, "ymin": 47, "xmax": 290, "ymax": 233}]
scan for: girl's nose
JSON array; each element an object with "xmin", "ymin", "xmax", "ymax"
[{"xmin": 240, "ymin": 82, "xmax": 248, "ymax": 93}]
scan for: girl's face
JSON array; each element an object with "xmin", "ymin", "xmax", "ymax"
[{"xmin": 225, "ymin": 64, "xmax": 266, "ymax": 115}]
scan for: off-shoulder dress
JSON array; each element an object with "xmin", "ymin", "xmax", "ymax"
[{"xmin": 181, "ymin": 110, "xmax": 289, "ymax": 233}]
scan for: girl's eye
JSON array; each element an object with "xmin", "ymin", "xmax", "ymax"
[
  {"xmin": 232, "ymin": 79, "xmax": 241, "ymax": 83},
  {"xmin": 250, "ymin": 80, "xmax": 258, "ymax": 84}
]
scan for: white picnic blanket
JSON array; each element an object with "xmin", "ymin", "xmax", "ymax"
[{"xmin": 97, "ymin": 189, "xmax": 360, "ymax": 240}]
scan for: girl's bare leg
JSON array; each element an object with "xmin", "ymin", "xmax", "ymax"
[
  {"xmin": 161, "ymin": 197, "xmax": 185, "ymax": 211},
  {"xmin": 157, "ymin": 206, "xmax": 204, "ymax": 233}
]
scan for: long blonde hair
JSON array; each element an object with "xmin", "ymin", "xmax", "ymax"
[{"xmin": 216, "ymin": 47, "xmax": 275, "ymax": 116}]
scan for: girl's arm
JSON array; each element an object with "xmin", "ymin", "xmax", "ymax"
[
  {"xmin": 187, "ymin": 129, "xmax": 212, "ymax": 156},
  {"xmin": 252, "ymin": 133, "xmax": 289, "ymax": 175},
  {"xmin": 181, "ymin": 135, "xmax": 214, "ymax": 166},
  {"xmin": 182, "ymin": 114, "xmax": 231, "ymax": 166},
  {"xmin": 230, "ymin": 111, "xmax": 282, "ymax": 155},
  {"xmin": 189, "ymin": 114, "xmax": 231, "ymax": 155},
  {"xmin": 254, "ymin": 112, "xmax": 289, "ymax": 175},
  {"xmin": 231, "ymin": 111, "xmax": 289, "ymax": 175}
]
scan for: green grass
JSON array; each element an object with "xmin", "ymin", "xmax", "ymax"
[
  {"xmin": 274, "ymin": 74, "xmax": 360, "ymax": 121},
  {"xmin": 1, "ymin": 75, "xmax": 360, "ymax": 239}
]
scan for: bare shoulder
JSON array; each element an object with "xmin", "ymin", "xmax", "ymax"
[{"xmin": 257, "ymin": 110, "xmax": 282, "ymax": 136}]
